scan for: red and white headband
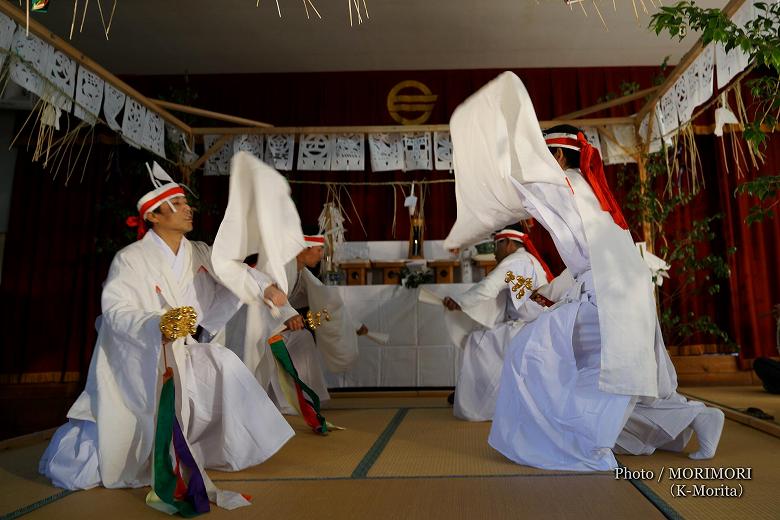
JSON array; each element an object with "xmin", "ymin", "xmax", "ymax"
[
  {"xmin": 495, "ymin": 229, "xmax": 526, "ymax": 243},
  {"xmin": 304, "ymin": 234, "xmax": 325, "ymax": 247},
  {"xmin": 136, "ymin": 162, "xmax": 184, "ymax": 218},
  {"xmin": 544, "ymin": 132, "xmax": 580, "ymax": 151}
]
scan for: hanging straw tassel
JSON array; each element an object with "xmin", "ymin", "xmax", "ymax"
[
  {"xmin": 69, "ymin": 0, "xmax": 79, "ymax": 39},
  {"xmin": 592, "ymin": 1, "xmax": 608, "ymax": 30}
]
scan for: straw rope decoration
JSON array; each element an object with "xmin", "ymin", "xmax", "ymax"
[
  {"xmin": 0, "ymin": 45, "xmax": 180, "ymax": 182},
  {"xmin": 254, "ymin": 0, "xmax": 366, "ymax": 23},
  {"xmin": 65, "ymin": 0, "xmax": 118, "ymax": 40}
]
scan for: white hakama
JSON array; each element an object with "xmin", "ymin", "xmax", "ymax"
[{"xmin": 40, "ymin": 233, "xmax": 294, "ymax": 490}]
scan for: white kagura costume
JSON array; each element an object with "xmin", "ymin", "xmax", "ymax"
[
  {"xmin": 40, "ymin": 232, "xmax": 294, "ymax": 492},
  {"xmin": 214, "ymin": 152, "xmax": 359, "ymax": 415},
  {"xmin": 453, "ymin": 248, "xmax": 548, "ymax": 421},
  {"xmin": 444, "ymin": 72, "xmax": 703, "ymax": 471}
]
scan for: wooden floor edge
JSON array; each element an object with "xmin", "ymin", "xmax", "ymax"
[
  {"xmin": 680, "ymin": 392, "xmax": 780, "ymax": 439},
  {"xmin": 0, "ymin": 427, "xmax": 57, "ymax": 451}
]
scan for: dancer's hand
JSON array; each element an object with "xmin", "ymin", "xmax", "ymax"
[
  {"xmin": 443, "ymin": 297, "xmax": 461, "ymax": 311},
  {"xmin": 285, "ymin": 315, "xmax": 305, "ymax": 331},
  {"xmin": 264, "ymin": 284, "xmax": 287, "ymax": 307}
]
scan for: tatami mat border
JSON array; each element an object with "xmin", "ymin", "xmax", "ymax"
[
  {"xmin": 1, "ymin": 490, "xmax": 74, "ymax": 520},
  {"xmin": 352, "ymin": 408, "xmax": 409, "ymax": 478},
  {"xmin": 680, "ymin": 392, "xmax": 780, "ymax": 439},
  {"xmin": 617, "ymin": 462, "xmax": 684, "ymax": 520}
]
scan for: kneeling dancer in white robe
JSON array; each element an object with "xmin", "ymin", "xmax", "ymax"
[
  {"xmin": 229, "ymin": 230, "xmax": 365, "ymax": 415},
  {"xmin": 266, "ymin": 232, "xmax": 332, "ymax": 413},
  {"xmin": 40, "ymin": 164, "xmax": 294, "ymax": 510},
  {"xmin": 444, "ymin": 225, "xmax": 553, "ymax": 421},
  {"xmin": 444, "ymin": 73, "xmax": 724, "ymax": 472}
]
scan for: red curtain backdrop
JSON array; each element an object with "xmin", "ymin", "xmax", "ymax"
[{"xmin": 1, "ymin": 66, "xmax": 778, "ymax": 385}]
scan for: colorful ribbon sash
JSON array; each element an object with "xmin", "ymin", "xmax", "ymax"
[
  {"xmin": 268, "ymin": 334, "xmax": 338, "ymax": 434},
  {"xmin": 146, "ymin": 368, "xmax": 210, "ymax": 517}
]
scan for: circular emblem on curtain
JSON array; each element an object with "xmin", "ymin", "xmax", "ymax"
[{"xmin": 386, "ymin": 80, "xmax": 438, "ymax": 125}]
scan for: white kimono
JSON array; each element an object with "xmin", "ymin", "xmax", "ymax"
[
  {"xmin": 445, "ymin": 72, "xmax": 704, "ymax": 471},
  {"xmin": 237, "ymin": 261, "xmax": 331, "ymax": 415},
  {"xmin": 39, "ymin": 231, "xmax": 294, "ymax": 491},
  {"xmin": 453, "ymin": 248, "xmax": 548, "ymax": 421}
]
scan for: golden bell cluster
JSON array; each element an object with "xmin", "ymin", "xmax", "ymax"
[
  {"xmin": 160, "ymin": 306, "xmax": 198, "ymax": 341},
  {"xmin": 305, "ymin": 309, "xmax": 331, "ymax": 330},
  {"xmin": 505, "ymin": 271, "xmax": 534, "ymax": 300}
]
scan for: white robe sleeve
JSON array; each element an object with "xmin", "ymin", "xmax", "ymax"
[
  {"xmin": 455, "ymin": 263, "xmax": 509, "ymax": 310},
  {"xmin": 536, "ymin": 268, "xmax": 576, "ymax": 301},
  {"xmin": 101, "ymin": 253, "xmax": 163, "ymax": 349},
  {"xmin": 99, "ymin": 252, "xmax": 168, "ymax": 415}
]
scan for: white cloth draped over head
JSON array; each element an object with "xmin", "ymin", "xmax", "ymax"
[
  {"xmin": 445, "ymin": 71, "xmax": 658, "ymax": 398},
  {"xmin": 443, "ymin": 72, "xmax": 566, "ymax": 250},
  {"xmin": 212, "ymin": 151, "xmax": 306, "ymax": 300}
]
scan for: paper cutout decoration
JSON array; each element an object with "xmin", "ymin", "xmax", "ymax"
[
  {"xmin": 103, "ymin": 83, "xmax": 126, "ymax": 132},
  {"xmin": 658, "ymin": 89, "xmax": 679, "ymax": 142},
  {"xmin": 690, "ymin": 44, "xmax": 715, "ymax": 108},
  {"xmin": 297, "ymin": 134, "xmax": 332, "ymax": 170},
  {"xmin": 121, "ymin": 97, "xmax": 147, "ymax": 148},
  {"xmin": 203, "ymin": 134, "xmax": 233, "ymax": 176},
  {"xmin": 331, "ymin": 133, "xmax": 365, "ymax": 171},
  {"xmin": 581, "ymin": 127, "xmax": 603, "ymax": 158},
  {"xmin": 264, "ymin": 134, "xmax": 295, "ymax": 171},
  {"xmin": 601, "ymin": 124, "xmax": 637, "ymax": 165},
  {"xmin": 368, "ymin": 133, "xmax": 404, "ymax": 172},
  {"xmin": 402, "ymin": 132, "xmax": 432, "ymax": 171},
  {"xmin": 142, "ymin": 110, "xmax": 166, "ymax": 158},
  {"xmin": 73, "ymin": 66, "xmax": 104, "ymax": 124},
  {"xmin": 673, "ymin": 69, "xmax": 695, "ymax": 126},
  {"xmin": 45, "ymin": 50, "xmax": 77, "ymax": 112},
  {"xmin": 715, "ymin": 2, "xmax": 753, "ymax": 89},
  {"xmin": 433, "ymin": 131, "xmax": 453, "ymax": 171},
  {"xmin": 0, "ymin": 13, "xmax": 16, "ymax": 70},
  {"xmin": 9, "ymin": 30, "xmax": 49, "ymax": 97},
  {"xmin": 233, "ymin": 134, "xmax": 264, "ymax": 159}
]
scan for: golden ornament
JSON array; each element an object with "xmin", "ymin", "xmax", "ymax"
[
  {"xmin": 160, "ymin": 306, "xmax": 198, "ymax": 341},
  {"xmin": 305, "ymin": 309, "xmax": 331, "ymax": 330}
]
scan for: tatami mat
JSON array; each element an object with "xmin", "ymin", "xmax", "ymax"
[
  {"xmin": 618, "ymin": 419, "xmax": 780, "ymax": 520},
  {"xmin": 0, "ymin": 443, "xmax": 62, "ymax": 517},
  {"xmin": 4, "ymin": 395, "xmax": 780, "ymax": 519},
  {"xmin": 209, "ymin": 408, "xmax": 396, "ymax": 480},
  {"xmin": 18, "ymin": 476, "xmax": 665, "ymax": 520},
  {"xmin": 681, "ymin": 386, "xmax": 779, "ymax": 425},
  {"xmin": 323, "ymin": 396, "xmax": 449, "ymax": 410},
  {"xmin": 368, "ymin": 408, "xmax": 576, "ymax": 477}
]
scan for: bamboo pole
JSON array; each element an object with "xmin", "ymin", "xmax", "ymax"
[
  {"xmin": 190, "ymin": 117, "xmax": 636, "ymax": 136},
  {"xmin": 187, "ymin": 134, "xmax": 231, "ymax": 172},
  {"xmin": 636, "ymin": 0, "xmax": 748, "ymax": 121},
  {"xmin": 557, "ymin": 87, "xmax": 658, "ymax": 120},
  {"xmin": 151, "ymin": 99, "xmax": 274, "ymax": 128},
  {"xmin": 0, "ymin": 0, "xmax": 192, "ymax": 134}
]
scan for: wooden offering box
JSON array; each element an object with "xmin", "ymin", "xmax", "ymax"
[
  {"xmin": 371, "ymin": 260, "xmax": 406, "ymax": 285},
  {"xmin": 338, "ymin": 259, "xmax": 372, "ymax": 286},
  {"xmin": 428, "ymin": 259, "xmax": 459, "ymax": 284}
]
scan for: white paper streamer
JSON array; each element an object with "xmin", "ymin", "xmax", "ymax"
[
  {"xmin": 402, "ymin": 132, "xmax": 432, "ymax": 171},
  {"xmin": 297, "ymin": 134, "xmax": 332, "ymax": 170},
  {"xmin": 368, "ymin": 133, "xmax": 404, "ymax": 172},
  {"xmin": 331, "ymin": 133, "xmax": 365, "ymax": 171},
  {"xmin": 264, "ymin": 134, "xmax": 295, "ymax": 171}
]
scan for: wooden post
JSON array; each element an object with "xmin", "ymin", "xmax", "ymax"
[{"xmin": 635, "ymin": 104, "xmax": 656, "ymax": 254}]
